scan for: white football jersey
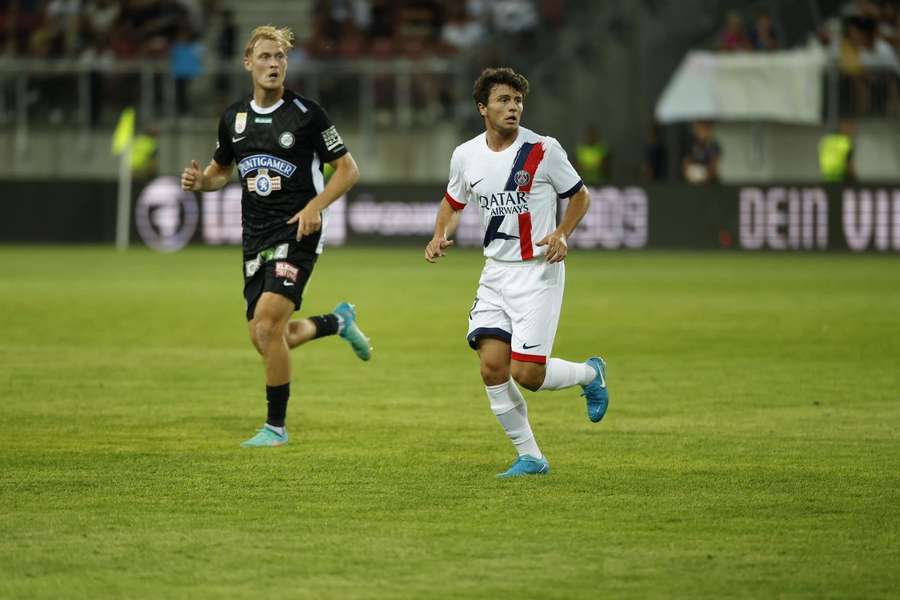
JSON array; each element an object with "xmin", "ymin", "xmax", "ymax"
[{"xmin": 444, "ymin": 126, "xmax": 583, "ymax": 261}]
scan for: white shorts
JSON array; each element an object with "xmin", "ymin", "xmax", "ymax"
[{"xmin": 466, "ymin": 258, "xmax": 565, "ymax": 364}]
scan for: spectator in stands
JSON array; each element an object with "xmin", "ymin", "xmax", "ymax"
[
  {"xmin": 819, "ymin": 119, "xmax": 856, "ymax": 182},
  {"xmin": 490, "ymin": 0, "xmax": 539, "ymax": 35},
  {"xmin": 215, "ymin": 9, "xmax": 237, "ymax": 98},
  {"xmin": 719, "ymin": 11, "xmax": 751, "ymax": 52},
  {"xmin": 642, "ymin": 123, "xmax": 668, "ymax": 182},
  {"xmin": 82, "ymin": 0, "xmax": 120, "ymax": 47},
  {"xmin": 170, "ymin": 24, "xmax": 203, "ymax": 116},
  {"xmin": 393, "ymin": 1, "xmax": 443, "ymax": 58},
  {"xmin": 440, "ymin": 1, "xmax": 486, "ymax": 53},
  {"xmin": 749, "ymin": 9, "xmax": 780, "ymax": 51},
  {"xmin": 878, "ymin": 1, "xmax": 900, "ymax": 48},
  {"xmin": 682, "ymin": 121, "xmax": 721, "ymax": 184},
  {"xmin": 575, "ymin": 125, "xmax": 610, "ymax": 186}
]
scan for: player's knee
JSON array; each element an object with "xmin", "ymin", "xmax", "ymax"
[
  {"xmin": 251, "ymin": 317, "xmax": 283, "ymax": 352},
  {"xmin": 480, "ymin": 362, "xmax": 509, "ymax": 386},
  {"xmin": 511, "ymin": 363, "xmax": 545, "ymax": 392}
]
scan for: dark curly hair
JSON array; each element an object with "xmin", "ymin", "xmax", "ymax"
[{"xmin": 472, "ymin": 67, "xmax": 530, "ymax": 107}]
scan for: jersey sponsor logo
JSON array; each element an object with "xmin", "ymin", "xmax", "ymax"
[
  {"xmin": 278, "ymin": 131, "xmax": 295, "ymax": 148},
  {"xmin": 247, "ymin": 168, "xmax": 281, "ymax": 197},
  {"xmin": 237, "ymin": 154, "xmax": 298, "ymax": 178},
  {"xmin": 478, "ymin": 191, "xmax": 530, "ymax": 215},
  {"xmin": 321, "ymin": 126, "xmax": 343, "ymax": 151},
  {"xmin": 245, "ymin": 256, "xmax": 261, "ymax": 277},
  {"xmin": 275, "ymin": 261, "xmax": 299, "ymax": 282},
  {"xmin": 235, "ymin": 112, "xmax": 247, "ymax": 134},
  {"xmin": 514, "ymin": 170, "xmax": 531, "ymax": 187}
]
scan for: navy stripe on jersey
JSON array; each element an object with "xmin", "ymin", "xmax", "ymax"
[
  {"xmin": 559, "ymin": 180, "xmax": 584, "ymax": 198},
  {"xmin": 503, "ymin": 142, "xmax": 535, "ymax": 190},
  {"xmin": 482, "ymin": 215, "xmax": 519, "ymax": 247}
]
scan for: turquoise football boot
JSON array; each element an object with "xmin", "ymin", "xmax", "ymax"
[
  {"xmin": 581, "ymin": 357, "xmax": 609, "ymax": 423},
  {"xmin": 240, "ymin": 426, "xmax": 288, "ymax": 448},
  {"xmin": 333, "ymin": 301, "xmax": 372, "ymax": 361},
  {"xmin": 496, "ymin": 454, "xmax": 550, "ymax": 478}
]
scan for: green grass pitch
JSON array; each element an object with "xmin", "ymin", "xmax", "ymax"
[{"xmin": 1, "ymin": 246, "xmax": 898, "ymax": 599}]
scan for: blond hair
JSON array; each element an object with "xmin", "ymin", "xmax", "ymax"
[{"xmin": 244, "ymin": 25, "xmax": 294, "ymax": 57}]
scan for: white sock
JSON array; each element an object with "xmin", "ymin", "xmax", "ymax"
[
  {"xmin": 264, "ymin": 423, "xmax": 285, "ymax": 435},
  {"xmin": 485, "ymin": 379, "xmax": 542, "ymax": 459},
  {"xmin": 538, "ymin": 358, "xmax": 596, "ymax": 391}
]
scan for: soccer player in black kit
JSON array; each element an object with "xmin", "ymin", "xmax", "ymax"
[{"xmin": 181, "ymin": 25, "xmax": 372, "ymax": 448}]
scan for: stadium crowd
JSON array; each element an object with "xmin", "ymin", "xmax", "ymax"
[
  {"xmin": 0, "ymin": 0, "xmax": 215, "ymax": 59},
  {"xmin": 303, "ymin": 0, "xmax": 561, "ymax": 59},
  {"xmin": 0, "ymin": 0, "xmax": 563, "ymax": 60}
]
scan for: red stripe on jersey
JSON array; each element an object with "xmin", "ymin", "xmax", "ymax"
[
  {"xmin": 518, "ymin": 211, "xmax": 533, "ymax": 260},
  {"xmin": 511, "ymin": 351, "xmax": 547, "ymax": 364},
  {"xmin": 517, "ymin": 142, "xmax": 546, "ymax": 193},
  {"xmin": 444, "ymin": 192, "xmax": 465, "ymax": 211}
]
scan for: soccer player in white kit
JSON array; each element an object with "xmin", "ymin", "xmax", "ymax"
[{"xmin": 425, "ymin": 67, "xmax": 609, "ymax": 478}]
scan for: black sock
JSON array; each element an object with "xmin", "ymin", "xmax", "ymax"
[
  {"xmin": 309, "ymin": 313, "xmax": 339, "ymax": 339},
  {"xmin": 266, "ymin": 383, "xmax": 290, "ymax": 428}
]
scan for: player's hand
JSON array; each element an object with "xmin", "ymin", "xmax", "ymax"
[
  {"xmin": 537, "ymin": 231, "xmax": 568, "ymax": 263},
  {"xmin": 287, "ymin": 205, "xmax": 322, "ymax": 241},
  {"xmin": 180, "ymin": 160, "xmax": 203, "ymax": 191},
  {"xmin": 425, "ymin": 237, "xmax": 454, "ymax": 263}
]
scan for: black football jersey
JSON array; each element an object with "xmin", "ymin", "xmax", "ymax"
[{"xmin": 213, "ymin": 89, "xmax": 348, "ymax": 256}]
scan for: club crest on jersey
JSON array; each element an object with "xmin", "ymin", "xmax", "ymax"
[
  {"xmin": 514, "ymin": 169, "xmax": 531, "ymax": 187},
  {"xmin": 247, "ymin": 168, "xmax": 281, "ymax": 197},
  {"xmin": 234, "ymin": 112, "xmax": 247, "ymax": 134},
  {"xmin": 278, "ymin": 131, "xmax": 295, "ymax": 148}
]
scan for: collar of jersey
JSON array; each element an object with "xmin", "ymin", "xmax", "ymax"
[
  {"xmin": 250, "ymin": 98, "xmax": 285, "ymax": 114},
  {"xmin": 483, "ymin": 127, "xmax": 523, "ymax": 153}
]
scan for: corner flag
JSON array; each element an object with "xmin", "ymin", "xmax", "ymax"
[
  {"xmin": 112, "ymin": 107, "xmax": 135, "ymax": 155},
  {"xmin": 113, "ymin": 107, "xmax": 136, "ymax": 250}
]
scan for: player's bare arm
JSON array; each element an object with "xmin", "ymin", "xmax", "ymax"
[
  {"xmin": 181, "ymin": 159, "xmax": 234, "ymax": 192},
  {"xmin": 425, "ymin": 198, "xmax": 462, "ymax": 262},
  {"xmin": 287, "ymin": 153, "xmax": 359, "ymax": 241},
  {"xmin": 537, "ymin": 186, "xmax": 591, "ymax": 263}
]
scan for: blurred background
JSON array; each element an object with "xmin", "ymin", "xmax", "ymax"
[{"xmin": 1, "ymin": 0, "xmax": 899, "ymax": 252}]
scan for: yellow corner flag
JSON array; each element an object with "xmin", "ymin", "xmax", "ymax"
[{"xmin": 112, "ymin": 107, "xmax": 135, "ymax": 155}]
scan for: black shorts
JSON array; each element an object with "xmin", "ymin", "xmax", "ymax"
[{"xmin": 242, "ymin": 241, "xmax": 318, "ymax": 321}]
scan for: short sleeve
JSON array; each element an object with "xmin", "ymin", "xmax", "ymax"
[
  {"xmin": 213, "ymin": 114, "xmax": 234, "ymax": 166},
  {"xmin": 310, "ymin": 103, "xmax": 349, "ymax": 163},
  {"xmin": 444, "ymin": 148, "xmax": 467, "ymax": 210},
  {"xmin": 543, "ymin": 137, "xmax": 583, "ymax": 198}
]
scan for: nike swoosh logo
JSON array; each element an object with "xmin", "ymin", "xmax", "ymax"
[
  {"xmin": 232, "ymin": 136, "xmax": 246, "ymax": 143},
  {"xmin": 522, "ymin": 343, "xmax": 540, "ymax": 350},
  {"xmin": 470, "ymin": 178, "xmax": 484, "ymax": 188},
  {"xmin": 283, "ymin": 281, "xmax": 294, "ymax": 287}
]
